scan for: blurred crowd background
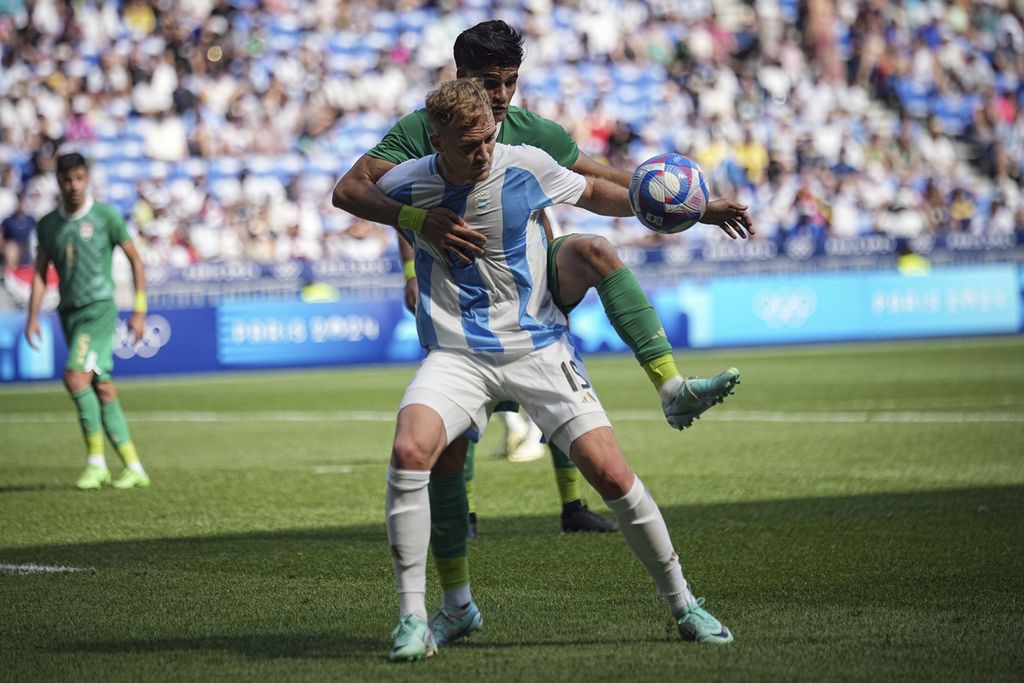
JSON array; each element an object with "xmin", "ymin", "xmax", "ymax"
[{"xmin": 1, "ymin": 0, "xmax": 1023, "ymax": 281}]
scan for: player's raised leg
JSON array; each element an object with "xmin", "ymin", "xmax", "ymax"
[
  {"xmin": 558, "ymin": 424, "xmax": 733, "ymax": 644},
  {"xmin": 550, "ymin": 234, "xmax": 739, "ymax": 429}
]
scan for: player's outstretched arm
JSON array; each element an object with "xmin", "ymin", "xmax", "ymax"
[
  {"xmin": 571, "ymin": 152, "xmax": 633, "ymax": 189},
  {"xmin": 333, "ymin": 155, "xmax": 486, "ymax": 263},
  {"xmin": 701, "ymin": 199, "xmax": 755, "ymax": 240},
  {"xmin": 574, "ymin": 177, "xmax": 634, "ymax": 217},
  {"xmin": 24, "ymin": 249, "xmax": 50, "ymax": 349},
  {"xmin": 120, "ymin": 239, "xmax": 147, "ymax": 343}
]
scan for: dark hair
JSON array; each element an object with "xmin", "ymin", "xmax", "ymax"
[
  {"xmin": 453, "ymin": 20, "xmax": 524, "ymax": 72},
  {"xmin": 56, "ymin": 152, "xmax": 88, "ymax": 176}
]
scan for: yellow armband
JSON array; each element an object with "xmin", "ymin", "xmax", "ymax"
[
  {"xmin": 398, "ymin": 205, "xmax": 427, "ymax": 233},
  {"xmin": 403, "ymin": 261, "xmax": 416, "ymax": 281},
  {"xmin": 133, "ymin": 291, "xmax": 148, "ymax": 313}
]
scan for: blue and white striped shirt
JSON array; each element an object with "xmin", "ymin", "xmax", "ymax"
[{"xmin": 379, "ymin": 143, "xmax": 586, "ymax": 355}]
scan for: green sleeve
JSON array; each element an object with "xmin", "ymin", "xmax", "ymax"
[
  {"xmin": 366, "ymin": 110, "xmax": 435, "ymax": 165},
  {"xmin": 512, "ymin": 108, "xmax": 581, "ymax": 169},
  {"xmin": 103, "ymin": 204, "xmax": 131, "ymax": 245}
]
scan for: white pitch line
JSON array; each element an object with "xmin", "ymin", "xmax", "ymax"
[
  {"xmin": 1, "ymin": 410, "xmax": 1021, "ymax": 424},
  {"xmin": 0, "ymin": 563, "xmax": 93, "ymax": 575},
  {"xmin": 313, "ymin": 465, "xmax": 353, "ymax": 474}
]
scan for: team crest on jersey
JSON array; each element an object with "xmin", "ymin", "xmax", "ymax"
[
  {"xmin": 79, "ymin": 222, "xmax": 94, "ymax": 240},
  {"xmin": 474, "ymin": 191, "xmax": 492, "ymax": 213}
]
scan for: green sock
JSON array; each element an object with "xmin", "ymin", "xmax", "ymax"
[
  {"xmin": 550, "ymin": 443, "xmax": 581, "ymax": 505},
  {"xmin": 100, "ymin": 399, "xmax": 141, "ymax": 467},
  {"xmin": 464, "ymin": 442, "xmax": 476, "ymax": 515},
  {"xmin": 596, "ymin": 267, "xmax": 679, "ymax": 390},
  {"xmin": 70, "ymin": 388, "xmax": 104, "ymax": 459},
  {"xmin": 429, "ymin": 471, "xmax": 470, "ymax": 590}
]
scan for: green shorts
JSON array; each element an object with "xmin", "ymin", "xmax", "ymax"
[
  {"xmin": 494, "ymin": 235, "xmax": 578, "ymax": 415},
  {"xmin": 546, "ymin": 234, "xmax": 582, "ymax": 316},
  {"xmin": 60, "ymin": 299, "xmax": 118, "ymax": 381}
]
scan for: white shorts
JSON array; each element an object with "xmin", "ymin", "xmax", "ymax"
[{"xmin": 399, "ymin": 334, "xmax": 611, "ymax": 455}]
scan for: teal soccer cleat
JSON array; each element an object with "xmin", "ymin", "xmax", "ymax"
[
  {"xmin": 676, "ymin": 598, "xmax": 734, "ymax": 645},
  {"xmin": 428, "ymin": 601, "xmax": 483, "ymax": 647},
  {"xmin": 662, "ymin": 368, "xmax": 740, "ymax": 430},
  {"xmin": 389, "ymin": 615, "xmax": 437, "ymax": 662}
]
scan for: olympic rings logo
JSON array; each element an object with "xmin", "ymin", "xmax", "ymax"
[
  {"xmin": 113, "ymin": 314, "xmax": 172, "ymax": 359},
  {"xmin": 753, "ymin": 287, "xmax": 818, "ymax": 328}
]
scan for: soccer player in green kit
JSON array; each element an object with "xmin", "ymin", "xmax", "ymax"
[
  {"xmin": 25, "ymin": 152, "xmax": 152, "ymax": 491},
  {"xmin": 333, "ymin": 21, "xmax": 752, "ymax": 648}
]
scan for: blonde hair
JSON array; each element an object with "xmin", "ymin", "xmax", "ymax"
[{"xmin": 425, "ymin": 79, "xmax": 492, "ymax": 133}]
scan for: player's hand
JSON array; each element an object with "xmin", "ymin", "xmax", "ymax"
[
  {"xmin": 25, "ymin": 318, "xmax": 42, "ymax": 350},
  {"xmin": 128, "ymin": 311, "xmax": 146, "ymax": 344},
  {"xmin": 421, "ymin": 207, "xmax": 487, "ymax": 264},
  {"xmin": 404, "ymin": 277, "xmax": 419, "ymax": 314},
  {"xmin": 702, "ymin": 199, "xmax": 754, "ymax": 239}
]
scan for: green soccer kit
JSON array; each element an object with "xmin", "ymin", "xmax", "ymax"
[{"xmin": 35, "ymin": 199, "xmax": 131, "ymax": 379}]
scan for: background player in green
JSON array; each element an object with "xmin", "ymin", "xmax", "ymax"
[
  {"xmin": 25, "ymin": 152, "xmax": 152, "ymax": 491},
  {"xmin": 334, "ymin": 21, "xmax": 751, "ymax": 647}
]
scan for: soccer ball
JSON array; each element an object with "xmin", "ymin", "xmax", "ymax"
[{"xmin": 628, "ymin": 153, "xmax": 709, "ymax": 234}]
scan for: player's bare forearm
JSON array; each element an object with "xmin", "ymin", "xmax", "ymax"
[
  {"xmin": 575, "ymin": 177, "xmax": 633, "ymax": 217},
  {"xmin": 332, "ymin": 155, "xmax": 404, "ymax": 226},
  {"xmin": 25, "ymin": 251, "xmax": 49, "ymax": 348},
  {"xmin": 335, "ymin": 155, "xmax": 485, "ymax": 262},
  {"xmin": 572, "ymin": 153, "xmax": 632, "ymax": 189},
  {"xmin": 121, "ymin": 240, "xmax": 147, "ymax": 294}
]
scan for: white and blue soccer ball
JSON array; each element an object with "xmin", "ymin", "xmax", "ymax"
[{"xmin": 628, "ymin": 153, "xmax": 709, "ymax": 234}]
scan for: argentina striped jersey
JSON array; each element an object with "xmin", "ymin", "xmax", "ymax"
[{"xmin": 378, "ymin": 143, "xmax": 586, "ymax": 355}]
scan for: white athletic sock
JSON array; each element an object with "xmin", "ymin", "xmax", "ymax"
[
  {"xmin": 499, "ymin": 410, "xmax": 528, "ymax": 437},
  {"xmin": 127, "ymin": 461, "xmax": 145, "ymax": 474},
  {"xmin": 442, "ymin": 585, "xmax": 473, "ymax": 611},
  {"xmin": 658, "ymin": 376, "xmax": 684, "ymax": 404},
  {"xmin": 385, "ymin": 466, "xmax": 431, "ymax": 621},
  {"xmin": 605, "ymin": 476, "xmax": 696, "ymax": 617},
  {"xmin": 87, "ymin": 455, "xmax": 107, "ymax": 469}
]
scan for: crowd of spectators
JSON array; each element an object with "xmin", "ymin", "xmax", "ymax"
[{"xmin": 1, "ymin": 0, "xmax": 1022, "ymax": 278}]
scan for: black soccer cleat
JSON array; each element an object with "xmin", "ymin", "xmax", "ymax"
[{"xmin": 561, "ymin": 500, "xmax": 618, "ymax": 533}]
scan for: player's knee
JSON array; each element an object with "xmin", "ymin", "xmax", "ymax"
[
  {"xmin": 391, "ymin": 436, "xmax": 433, "ymax": 470},
  {"xmin": 569, "ymin": 234, "xmax": 623, "ymax": 278}
]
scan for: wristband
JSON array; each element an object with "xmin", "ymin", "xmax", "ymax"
[
  {"xmin": 398, "ymin": 204, "xmax": 427, "ymax": 233},
  {"xmin": 133, "ymin": 291, "xmax": 148, "ymax": 313},
  {"xmin": 402, "ymin": 260, "xmax": 416, "ymax": 281}
]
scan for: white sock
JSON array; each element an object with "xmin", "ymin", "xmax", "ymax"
[
  {"xmin": 87, "ymin": 455, "xmax": 107, "ymax": 469},
  {"xmin": 127, "ymin": 461, "xmax": 146, "ymax": 474},
  {"xmin": 442, "ymin": 585, "xmax": 473, "ymax": 611},
  {"xmin": 658, "ymin": 376, "xmax": 684, "ymax": 404},
  {"xmin": 385, "ymin": 466, "xmax": 431, "ymax": 621},
  {"xmin": 499, "ymin": 410, "xmax": 528, "ymax": 437},
  {"xmin": 605, "ymin": 476, "xmax": 696, "ymax": 617}
]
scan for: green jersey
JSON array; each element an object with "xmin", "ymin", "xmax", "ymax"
[
  {"xmin": 35, "ymin": 199, "xmax": 130, "ymax": 311},
  {"xmin": 368, "ymin": 105, "xmax": 580, "ymax": 169}
]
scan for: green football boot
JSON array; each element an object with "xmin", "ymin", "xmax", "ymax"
[
  {"xmin": 676, "ymin": 598, "xmax": 734, "ymax": 645},
  {"xmin": 662, "ymin": 368, "xmax": 740, "ymax": 430},
  {"xmin": 389, "ymin": 615, "xmax": 437, "ymax": 662},
  {"xmin": 428, "ymin": 601, "xmax": 483, "ymax": 646},
  {"xmin": 112, "ymin": 469, "xmax": 151, "ymax": 489},
  {"xmin": 75, "ymin": 465, "xmax": 111, "ymax": 490}
]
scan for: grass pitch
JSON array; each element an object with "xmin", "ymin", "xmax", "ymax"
[{"xmin": 1, "ymin": 336, "xmax": 1022, "ymax": 682}]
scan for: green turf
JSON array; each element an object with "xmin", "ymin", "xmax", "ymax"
[{"xmin": 1, "ymin": 336, "xmax": 1022, "ymax": 682}]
